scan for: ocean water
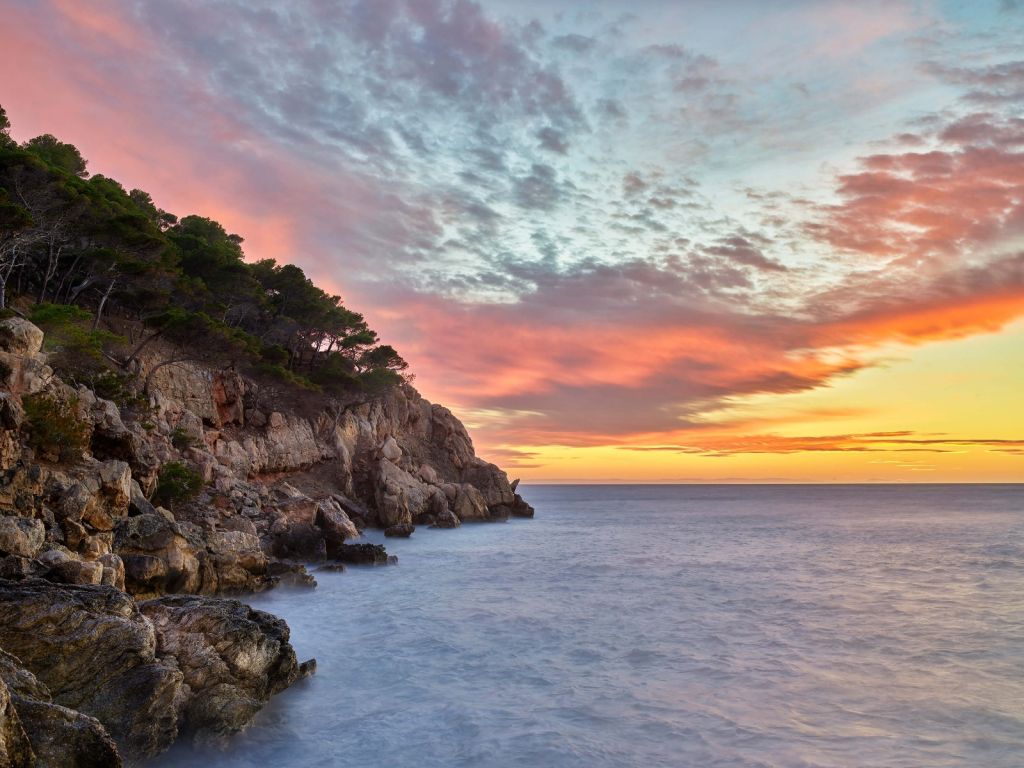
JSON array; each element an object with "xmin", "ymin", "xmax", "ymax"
[{"xmin": 154, "ymin": 484, "xmax": 1024, "ymax": 768}]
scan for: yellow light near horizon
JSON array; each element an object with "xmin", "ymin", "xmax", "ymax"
[{"xmin": 481, "ymin": 322, "xmax": 1024, "ymax": 483}]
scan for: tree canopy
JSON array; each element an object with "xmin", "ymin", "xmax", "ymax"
[{"xmin": 0, "ymin": 104, "xmax": 408, "ymax": 396}]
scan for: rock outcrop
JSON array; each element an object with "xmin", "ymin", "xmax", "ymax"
[
  {"xmin": 0, "ymin": 579, "xmax": 313, "ymax": 761},
  {"xmin": 0, "ymin": 317, "xmax": 534, "ymax": 762}
]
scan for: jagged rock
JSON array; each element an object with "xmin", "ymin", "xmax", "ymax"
[
  {"xmin": 206, "ymin": 530, "xmax": 267, "ymax": 593},
  {"xmin": 11, "ymin": 697, "xmax": 122, "ymax": 768},
  {"xmin": 510, "ymin": 478, "xmax": 520, "ymax": 492},
  {"xmin": 266, "ymin": 494, "xmax": 326, "ymax": 561},
  {"xmin": 129, "ymin": 479, "xmax": 156, "ymax": 516},
  {"xmin": 0, "ymin": 518, "xmax": 45, "ymax": 559},
  {"xmin": 0, "ymin": 579, "xmax": 186, "ymax": 759},
  {"xmin": 333, "ymin": 543, "xmax": 393, "ymax": 566},
  {"xmin": 0, "ymin": 318, "xmax": 44, "ymax": 357},
  {"xmin": 0, "ymin": 650, "xmax": 122, "ymax": 768},
  {"xmin": 315, "ymin": 499, "xmax": 358, "ymax": 556},
  {"xmin": 431, "ymin": 509, "xmax": 461, "ymax": 529},
  {"xmin": 212, "ymin": 371, "xmax": 245, "ymax": 427},
  {"xmin": 384, "ymin": 524, "xmax": 414, "ymax": 538},
  {"xmin": 139, "ymin": 596, "xmax": 314, "ymax": 747},
  {"xmin": 265, "ymin": 561, "xmax": 317, "ymax": 588},
  {"xmin": 52, "ymin": 558, "xmax": 104, "ymax": 586},
  {"xmin": 452, "ymin": 484, "xmax": 489, "ymax": 522},
  {"xmin": 114, "ymin": 514, "xmax": 201, "ymax": 597},
  {"xmin": 460, "ymin": 460, "xmax": 515, "ymax": 507},
  {"xmin": 511, "ymin": 493, "xmax": 535, "ymax": 518}
]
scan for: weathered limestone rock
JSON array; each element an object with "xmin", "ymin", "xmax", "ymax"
[
  {"xmin": 0, "ymin": 650, "xmax": 123, "ymax": 768},
  {"xmin": 114, "ymin": 514, "xmax": 201, "ymax": 597},
  {"xmin": 0, "ymin": 673, "xmax": 33, "ymax": 768},
  {"xmin": 460, "ymin": 460, "xmax": 515, "ymax": 508},
  {"xmin": 384, "ymin": 524, "xmax": 414, "ymax": 538},
  {"xmin": 0, "ymin": 579, "xmax": 186, "ymax": 759},
  {"xmin": 139, "ymin": 596, "xmax": 315, "ymax": 746},
  {"xmin": 0, "ymin": 318, "xmax": 43, "ymax": 357},
  {"xmin": 315, "ymin": 499, "xmax": 358, "ymax": 556},
  {"xmin": 380, "ymin": 435, "xmax": 402, "ymax": 462},
  {"xmin": 452, "ymin": 484, "xmax": 489, "ymax": 522},
  {"xmin": 0, "ymin": 518, "xmax": 45, "ymax": 559}
]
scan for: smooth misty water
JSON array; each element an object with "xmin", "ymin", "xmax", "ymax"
[{"xmin": 155, "ymin": 484, "xmax": 1024, "ymax": 768}]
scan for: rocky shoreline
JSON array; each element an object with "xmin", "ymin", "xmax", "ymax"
[{"xmin": 0, "ymin": 316, "xmax": 533, "ymax": 766}]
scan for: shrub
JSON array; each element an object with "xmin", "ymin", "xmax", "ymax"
[
  {"xmin": 28, "ymin": 304, "xmax": 123, "ymax": 386},
  {"xmin": 22, "ymin": 392, "xmax": 89, "ymax": 463},
  {"xmin": 153, "ymin": 461, "xmax": 203, "ymax": 508},
  {"xmin": 170, "ymin": 427, "xmax": 195, "ymax": 451},
  {"xmin": 92, "ymin": 369, "xmax": 148, "ymax": 411}
]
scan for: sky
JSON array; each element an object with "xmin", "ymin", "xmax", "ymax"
[{"xmin": 1, "ymin": 0, "xmax": 1022, "ymax": 482}]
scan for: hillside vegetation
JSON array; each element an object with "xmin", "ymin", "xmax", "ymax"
[{"xmin": 0, "ymin": 103, "xmax": 407, "ymax": 399}]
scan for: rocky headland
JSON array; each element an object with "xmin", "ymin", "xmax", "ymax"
[{"xmin": 0, "ymin": 315, "xmax": 533, "ymax": 766}]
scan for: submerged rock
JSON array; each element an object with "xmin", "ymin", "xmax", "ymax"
[{"xmin": 333, "ymin": 543, "xmax": 393, "ymax": 566}]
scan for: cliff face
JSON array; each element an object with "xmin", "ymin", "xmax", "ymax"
[{"xmin": 0, "ymin": 317, "xmax": 533, "ymax": 765}]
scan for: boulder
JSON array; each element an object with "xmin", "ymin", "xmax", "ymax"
[
  {"xmin": 113, "ymin": 514, "xmax": 201, "ymax": 597},
  {"xmin": 0, "ymin": 579, "xmax": 186, "ymax": 759},
  {"xmin": 380, "ymin": 436, "xmax": 402, "ymax": 462},
  {"xmin": 384, "ymin": 524, "xmax": 414, "ymax": 538},
  {"xmin": 139, "ymin": 596, "xmax": 315, "ymax": 747},
  {"xmin": 0, "ymin": 518, "xmax": 45, "ymax": 559},
  {"xmin": 0, "ymin": 318, "xmax": 44, "ymax": 357},
  {"xmin": 431, "ymin": 509, "xmax": 461, "ymax": 529},
  {"xmin": 315, "ymin": 499, "xmax": 359, "ymax": 556},
  {"xmin": 333, "ymin": 543, "xmax": 393, "ymax": 566},
  {"xmin": 452, "ymin": 484, "xmax": 489, "ymax": 522}
]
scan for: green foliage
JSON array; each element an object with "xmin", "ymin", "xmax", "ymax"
[
  {"xmin": 170, "ymin": 427, "xmax": 195, "ymax": 451},
  {"xmin": 92, "ymin": 369, "xmax": 147, "ymax": 410},
  {"xmin": 22, "ymin": 392, "xmax": 89, "ymax": 463},
  {"xmin": 28, "ymin": 304, "xmax": 122, "ymax": 385},
  {"xmin": 0, "ymin": 109, "xmax": 411, "ymax": 398},
  {"xmin": 153, "ymin": 461, "xmax": 203, "ymax": 508},
  {"xmin": 22, "ymin": 134, "xmax": 88, "ymax": 177},
  {"xmin": 0, "ymin": 105, "xmax": 12, "ymax": 148}
]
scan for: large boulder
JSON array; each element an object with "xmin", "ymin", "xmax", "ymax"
[
  {"xmin": 113, "ymin": 514, "xmax": 202, "ymax": 597},
  {"xmin": 0, "ymin": 518, "xmax": 45, "ymax": 559},
  {"xmin": 0, "ymin": 318, "xmax": 44, "ymax": 357},
  {"xmin": 139, "ymin": 596, "xmax": 314, "ymax": 746},
  {"xmin": 0, "ymin": 579, "xmax": 186, "ymax": 759}
]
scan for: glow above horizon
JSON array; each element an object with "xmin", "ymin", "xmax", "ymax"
[{"xmin": 2, "ymin": 0, "xmax": 1022, "ymax": 482}]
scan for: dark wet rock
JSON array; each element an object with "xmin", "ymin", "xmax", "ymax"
[
  {"xmin": 0, "ymin": 579, "xmax": 185, "ymax": 760},
  {"xmin": 0, "ymin": 647, "xmax": 121, "ymax": 768},
  {"xmin": 315, "ymin": 563, "xmax": 346, "ymax": 573},
  {"xmin": 265, "ymin": 561, "xmax": 317, "ymax": 588},
  {"xmin": 430, "ymin": 509, "xmax": 461, "ymax": 529},
  {"xmin": 510, "ymin": 493, "xmax": 535, "ymax": 519},
  {"xmin": 12, "ymin": 697, "xmax": 122, "ymax": 768},
  {"xmin": 384, "ymin": 524, "xmax": 414, "ymax": 538},
  {"xmin": 333, "ymin": 543, "xmax": 392, "ymax": 566},
  {"xmin": 139, "ymin": 595, "xmax": 315, "ymax": 746}
]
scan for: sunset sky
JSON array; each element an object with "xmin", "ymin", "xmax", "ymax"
[{"xmin": 2, "ymin": 0, "xmax": 1022, "ymax": 482}]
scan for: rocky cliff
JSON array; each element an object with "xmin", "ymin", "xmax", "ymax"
[{"xmin": 0, "ymin": 316, "xmax": 533, "ymax": 766}]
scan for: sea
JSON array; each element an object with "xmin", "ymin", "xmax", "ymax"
[{"xmin": 154, "ymin": 484, "xmax": 1024, "ymax": 768}]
